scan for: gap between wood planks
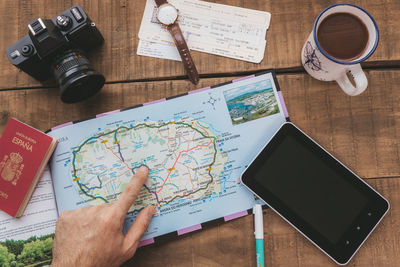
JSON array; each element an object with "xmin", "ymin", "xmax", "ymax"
[
  {"xmin": 365, "ymin": 176, "xmax": 400, "ymax": 181},
  {"xmin": 0, "ymin": 60, "xmax": 399, "ymax": 92}
]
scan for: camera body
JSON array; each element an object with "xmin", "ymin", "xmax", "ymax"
[{"xmin": 6, "ymin": 6, "xmax": 105, "ymax": 103}]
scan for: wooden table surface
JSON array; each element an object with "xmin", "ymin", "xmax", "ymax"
[{"xmin": 1, "ymin": 0, "xmax": 399, "ymax": 266}]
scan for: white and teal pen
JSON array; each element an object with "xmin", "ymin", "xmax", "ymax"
[{"xmin": 253, "ymin": 204, "xmax": 265, "ymax": 267}]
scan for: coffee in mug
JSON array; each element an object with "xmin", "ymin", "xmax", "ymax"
[
  {"xmin": 317, "ymin": 13, "xmax": 369, "ymax": 61},
  {"xmin": 302, "ymin": 4, "xmax": 379, "ymax": 96}
]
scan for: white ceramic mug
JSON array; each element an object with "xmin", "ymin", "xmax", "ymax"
[{"xmin": 301, "ymin": 3, "xmax": 379, "ymax": 96}]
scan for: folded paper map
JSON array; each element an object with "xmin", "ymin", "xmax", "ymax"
[{"xmin": 0, "ymin": 72, "xmax": 288, "ymax": 260}]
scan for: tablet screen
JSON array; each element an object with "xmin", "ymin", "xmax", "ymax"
[{"xmin": 253, "ymin": 133, "xmax": 368, "ymax": 243}]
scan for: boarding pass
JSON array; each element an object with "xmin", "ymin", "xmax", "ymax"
[{"xmin": 138, "ymin": 0, "xmax": 271, "ymax": 63}]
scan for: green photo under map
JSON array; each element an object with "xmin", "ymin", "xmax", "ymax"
[
  {"xmin": 0, "ymin": 234, "xmax": 54, "ymax": 267},
  {"xmin": 223, "ymin": 79, "xmax": 279, "ymax": 125}
]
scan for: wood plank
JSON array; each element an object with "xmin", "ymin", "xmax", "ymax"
[
  {"xmin": 1, "ymin": 70, "xmax": 399, "ymax": 179},
  {"xmin": 0, "ymin": 73, "xmax": 398, "ymax": 265},
  {"xmin": 0, "ymin": 0, "xmax": 399, "ymax": 88},
  {"xmin": 281, "ymin": 70, "xmax": 400, "ymax": 179},
  {"xmin": 125, "ymin": 177, "xmax": 400, "ymax": 267}
]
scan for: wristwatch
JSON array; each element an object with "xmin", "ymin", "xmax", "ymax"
[{"xmin": 155, "ymin": 0, "xmax": 199, "ymax": 85}]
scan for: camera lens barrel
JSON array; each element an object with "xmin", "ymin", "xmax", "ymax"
[{"xmin": 53, "ymin": 50, "xmax": 105, "ymax": 103}]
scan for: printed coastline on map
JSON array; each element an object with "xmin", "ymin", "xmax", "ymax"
[
  {"xmin": 71, "ymin": 118, "xmax": 228, "ymax": 213},
  {"xmin": 48, "ymin": 71, "xmax": 289, "ymax": 243}
]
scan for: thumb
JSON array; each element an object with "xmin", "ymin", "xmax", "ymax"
[{"xmin": 123, "ymin": 205, "xmax": 156, "ymax": 256}]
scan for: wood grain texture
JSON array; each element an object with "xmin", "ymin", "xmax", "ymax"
[
  {"xmin": 281, "ymin": 70, "xmax": 400, "ymax": 179},
  {"xmin": 126, "ymin": 177, "xmax": 399, "ymax": 267},
  {"xmin": 0, "ymin": 0, "xmax": 398, "ymax": 266},
  {"xmin": 0, "ymin": 71, "xmax": 398, "ymax": 266},
  {"xmin": 0, "ymin": 0, "xmax": 399, "ymax": 89},
  {"xmin": 1, "ymin": 70, "xmax": 399, "ymax": 179}
]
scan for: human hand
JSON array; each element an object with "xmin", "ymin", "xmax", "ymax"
[{"xmin": 51, "ymin": 166, "xmax": 156, "ymax": 267}]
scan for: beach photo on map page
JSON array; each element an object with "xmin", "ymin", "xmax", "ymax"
[{"xmin": 223, "ymin": 79, "xmax": 279, "ymax": 125}]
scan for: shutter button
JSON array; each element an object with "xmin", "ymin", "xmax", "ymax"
[{"xmin": 21, "ymin": 45, "xmax": 34, "ymax": 56}]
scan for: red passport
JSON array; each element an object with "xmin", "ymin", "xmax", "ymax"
[{"xmin": 0, "ymin": 118, "xmax": 57, "ymax": 217}]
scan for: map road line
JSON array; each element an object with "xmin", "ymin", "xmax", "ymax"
[{"xmin": 155, "ymin": 139, "xmax": 214, "ymax": 194}]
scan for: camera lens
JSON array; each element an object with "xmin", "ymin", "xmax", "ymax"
[{"xmin": 53, "ymin": 50, "xmax": 105, "ymax": 103}]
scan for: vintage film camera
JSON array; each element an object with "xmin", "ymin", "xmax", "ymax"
[{"xmin": 6, "ymin": 6, "xmax": 105, "ymax": 103}]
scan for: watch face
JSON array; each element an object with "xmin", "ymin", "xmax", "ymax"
[{"xmin": 157, "ymin": 3, "xmax": 178, "ymax": 25}]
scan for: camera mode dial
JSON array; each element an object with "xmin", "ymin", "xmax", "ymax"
[{"xmin": 56, "ymin": 15, "xmax": 72, "ymax": 31}]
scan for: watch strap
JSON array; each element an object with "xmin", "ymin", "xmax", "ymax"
[
  {"xmin": 167, "ymin": 24, "xmax": 199, "ymax": 85},
  {"xmin": 155, "ymin": 0, "xmax": 167, "ymax": 7}
]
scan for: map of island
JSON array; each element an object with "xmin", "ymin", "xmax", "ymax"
[
  {"xmin": 48, "ymin": 72, "xmax": 288, "ymax": 241},
  {"xmin": 71, "ymin": 117, "xmax": 228, "ymax": 213}
]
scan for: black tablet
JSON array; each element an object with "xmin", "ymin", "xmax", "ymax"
[{"xmin": 241, "ymin": 122, "xmax": 389, "ymax": 265}]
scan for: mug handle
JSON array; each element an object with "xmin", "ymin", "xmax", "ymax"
[{"xmin": 335, "ymin": 64, "xmax": 368, "ymax": 96}]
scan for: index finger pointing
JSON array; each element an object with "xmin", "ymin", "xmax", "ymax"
[{"xmin": 116, "ymin": 166, "xmax": 149, "ymax": 215}]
